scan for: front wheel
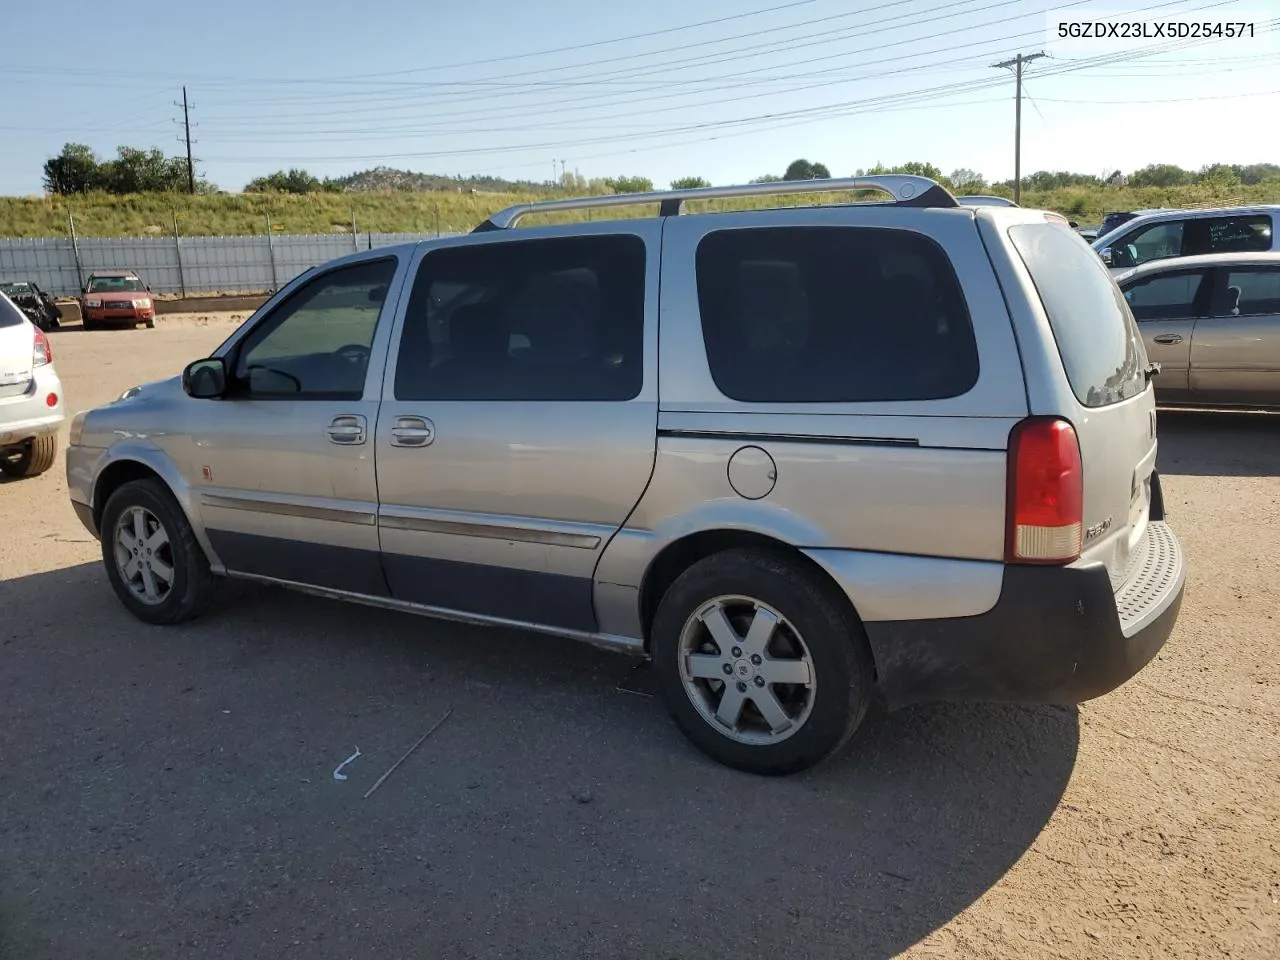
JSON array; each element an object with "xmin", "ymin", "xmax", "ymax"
[
  {"xmin": 651, "ymin": 549, "xmax": 875, "ymax": 776},
  {"xmin": 100, "ymin": 478, "xmax": 217, "ymax": 624}
]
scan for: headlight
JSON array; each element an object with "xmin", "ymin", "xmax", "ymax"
[
  {"xmin": 132, "ymin": 298, "xmax": 152, "ymax": 309},
  {"xmin": 84, "ymin": 298, "xmax": 102, "ymax": 308},
  {"xmin": 117, "ymin": 385, "xmax": 142, "ymax": 402}
]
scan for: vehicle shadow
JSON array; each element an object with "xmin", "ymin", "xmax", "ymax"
[
  {"xmin": 1156, "ymin": 408, "xmax": 1280, "ymax": 478},
  {"xmin": 0, "ymin": 562, "xmax": 1078, "ymax": 960}
]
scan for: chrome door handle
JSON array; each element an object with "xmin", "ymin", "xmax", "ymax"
[
  {"xmin": 327, "ymin": 414, "xmax": 367, "ymax": 445},
  {"xmin": 390, "ymin": 416, "xmax": 435, "ymax": 447},
  {"xmin": 1153, "ymin": 334, "xmax": 1183, "ymax": 344}
]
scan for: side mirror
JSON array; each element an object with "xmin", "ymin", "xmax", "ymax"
[
  {"xmin": 1099, "ymin": 246, "xmax": 1113, "ymax": 265},
  {"xmin": 146, "ymin": 285, "xmax": 152, "ymax": 292},
  {"xmin": 183, "ymin": 357, "xmax": 227, "ymax": 399}
]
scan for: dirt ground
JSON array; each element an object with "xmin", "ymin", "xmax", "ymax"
[{"xmin": 1, "ymin": 314, "xmax": 1277, "ymax": 959}]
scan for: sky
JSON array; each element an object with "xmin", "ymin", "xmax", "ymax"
[{"xmin": 1, "ymin": 0, "xmax": 1277, "ymax": 195}]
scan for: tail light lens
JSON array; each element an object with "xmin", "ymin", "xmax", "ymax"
[
  {"xmin": 1006, "ymin": 417, "xmax": 1083, "ymax": 564},
  {"xmin": 33, "ymin": 328, "xmax": 53, "ymax": 367}
]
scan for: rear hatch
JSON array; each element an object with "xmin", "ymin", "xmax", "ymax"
[
  {"xmin": 1004, "ymin": 219, "xmax": 1156, "ymax": 587},
  {"xmin": 0, "ymin": 297, "xmax": 34, "ymax": 400}
]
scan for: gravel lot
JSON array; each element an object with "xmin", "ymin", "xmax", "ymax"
[{"xmin": 2, "ymin": 315, "xmax": 1277, "ymax": 959}]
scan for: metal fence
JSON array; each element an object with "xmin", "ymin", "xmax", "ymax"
[{"xmin": 0, "ymin": 231, "xmax": 464, "ymax": 298}]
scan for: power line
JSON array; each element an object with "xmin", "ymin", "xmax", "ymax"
[{"xmin": 196, "ymin": 19, "xmax": 1276, "ymax": 167}]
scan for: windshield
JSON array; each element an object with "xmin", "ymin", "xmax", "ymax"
[
  {"xmin": 0, "ymin": 282, "xmax": 32, "ymax": 294},
  {"xmin": 88, "ymin": 276, "xmax": 145, "ymax": 293}
]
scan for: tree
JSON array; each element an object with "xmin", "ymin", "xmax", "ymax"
[
  {"xmin": 948, "ymin": 168, "xmax": 986, "ymax": 192},
  {"xmin": 101, "ymin": 147, "xmax": 188, "ymax": 193},
  {"xmin": 43, "ymin": 143, "xmax": 102, "ymax": 195},
  {"xmin": 246, "ymin": 168, "xmax": 325, "ymax": 194},
  {"xmin": 1235, "ymin": 163, "xmax": 1280, "ymax": 185},
  {"xmin": 1129, "ymin": 163, "xmax": 1190, "ymax": 188},
  {"xmin": 670, "ymin": 176, "xmax": 711, "ymax": 189},
  {"xmin": 1196, "ymin": 163, "xmax": 1241, "ymax": 188},
  {"xmin": 603, "ymin": 175, "xmax": 653, "ymax": 194},
  {"xmin": 783, "ymin": 159, "xmax": 830, "ymax": 181},
  {"xmin": 857, "ymin": 161, "xmax": 944, "ymax": 181},
  {"xmin": 749, "ymin": 174, "xmax": 783, "ymax": 183}
]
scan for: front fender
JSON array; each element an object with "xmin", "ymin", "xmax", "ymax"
[{"xmin": 79, "ymin": 441, "xmax": 224, "ymax": 574}]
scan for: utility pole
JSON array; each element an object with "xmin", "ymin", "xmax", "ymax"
[
  {"xmin": 181, "ymin": 86, "xmax": 195, "ymax": 194},
  {"xmin": 992, "ymin": 51, "xmax": 1045, "ymax": 205}
]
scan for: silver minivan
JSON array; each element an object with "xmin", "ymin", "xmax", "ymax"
[{"xmin": 66, "ymin": 176, "xmax": 1186, "ymax": 775}]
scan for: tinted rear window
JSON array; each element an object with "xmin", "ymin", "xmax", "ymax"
[
  {"xmin": 695, "ymin": 226, "xmax": 978, "ymax": 403},
  {"xmin": 0, "ymin": 293, "xmax": 26, "ymax": 328},
  {"xmin": 1009, "ymin": 222, "xmax": 1146, "ymax": 408}
]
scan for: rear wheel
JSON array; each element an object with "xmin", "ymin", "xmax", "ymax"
[
  {"xmin": 0, "ymin": 436, "xmax": 58, "ymax": 478},
  {"xmin": 651, "ymin": 548, "xmax": 874, "ymax": 775},
  {"xmin": 144, "ymin": 316, "xmax": 155, "ymax": 329},
  {"xmin": 100, "ymin": 479, "xmax": 217, "ymax": 624},
  {"xmin": 82, "ymin": 317, "xmax": 99, "ymax": 331}
]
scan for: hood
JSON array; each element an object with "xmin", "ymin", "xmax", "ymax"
[
  {"xmin": 115, "ymin": 375, "xmax": 177, "ymax": 403},
  {"xmin": 87, "ymin": 290, "xmax": 148, "ymax": 303}
]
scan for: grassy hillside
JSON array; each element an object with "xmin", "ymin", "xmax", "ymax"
[{"xmin": 3, "ymin": 181, "xmax": 1280, "ymax": 238}]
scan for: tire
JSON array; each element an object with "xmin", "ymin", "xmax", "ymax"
[
  {"xmin": 651, "ymin": 548, "xmax": 875, "ymax": 776},
  {"xmin": 0, "ymin": 435, "xmax": 57, "ymax": 478},
  {"xmin": 100, "ymin": 478, "xmax": 217, "ymax": 625},
  {"xmin": 144, "ymin": 317, "xmax": 155, "ymax": 329},
  {"xmin": 82, "ymin": 317, "xmax": 99, "ymax": 331}
]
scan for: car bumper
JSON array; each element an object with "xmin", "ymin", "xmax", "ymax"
[
  {"xmin": 0, "ymin": 366, "xmax": 65, "ymax": 445},
  {"xmin": 84, "ymin": 307, "xmax": 154, "ymax": 322},
  {"xmin": 66, "ymin": 442, "xmax": 103, "ymax": 536},
  {"xmin": 864, "ymin": 520, "xmax": 1186, "ymax": 708}
]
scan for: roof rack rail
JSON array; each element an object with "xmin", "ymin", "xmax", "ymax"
[{"xmin": 474, "ymin": 175, "xmax": 956, "ymax": 231}]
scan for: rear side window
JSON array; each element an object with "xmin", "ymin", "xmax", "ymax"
[
  {"xmin": 1186, "ymin": 215, "xmax": 1272, "ymax": 255},
  {"xmin": 0, "ymin": 293, "xmax": 25, "ymax": 328},
  {"xmin": 1223, "ymin": 267, "xmax": 1280, "ymax": 316},
  {"xmin": 695, "ymin": 226, "xmax": 978, "ymax": 403},
  {"xmin": 1009, "ymin": 222, "xmax": 1146, "ymax": 408}
]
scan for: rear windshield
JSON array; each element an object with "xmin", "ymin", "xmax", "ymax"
[
  {"xmin": 1009, "ymin": 222, "xmax": 1146, "ymax": 408},
  {"xmin": 0, "ymin": 293, "xmax": 26, "ymax": 328}
]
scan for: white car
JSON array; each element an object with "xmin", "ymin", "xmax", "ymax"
[{"xmin": 0, "ymin": 291, "xmax": 65, "ymax": 479}]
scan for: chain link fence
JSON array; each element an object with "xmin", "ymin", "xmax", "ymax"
[{"xmin": 0, "ymin": 230, "xmax": 465, "ymax": 298}]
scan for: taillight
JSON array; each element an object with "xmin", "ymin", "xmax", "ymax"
[
  {"xmin": 33, "ymin": 328, "xmax": 52, "ymax": 367},
  {"xmin": 1006, "ymin": 417, "xmax": 1083, "ymax": 564}
]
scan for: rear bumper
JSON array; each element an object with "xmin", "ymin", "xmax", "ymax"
[
  {"xmin": 864, "ymin": 520, "xmax": 1185, "ymax": 708},
  {"xmin": 0, "ymin": 366, "xmax": 65, "ymax": 446}
]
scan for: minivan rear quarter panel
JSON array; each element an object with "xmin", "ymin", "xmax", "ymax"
[{"xmin": 596, "ymin": 207, "xmax": 1032, "ymax": 633}]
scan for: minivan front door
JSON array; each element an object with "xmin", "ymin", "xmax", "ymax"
[
  {"xmin": 374, "ymin": 226, "xmax": 660, "ymax": 632},
  {"xmin": 1122, "ymin": 267, "xmax": 1212, "ymax": 402},
  {"xmin": 190, "ymin": 255, "xmax": 404, "ymax": 594}
]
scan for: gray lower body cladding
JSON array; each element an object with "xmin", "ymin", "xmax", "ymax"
[{"xmin": 864, "ymin": 521, "xmax": 1185, "ymax": 709}]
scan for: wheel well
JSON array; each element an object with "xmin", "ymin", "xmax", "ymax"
[
  {"xmin": 93, "ymin": 460, "xmax": 164, "ymax": 529},
  {"xmin": 638, "ymin": 530, "xmax": 862, "ymax": 649}
]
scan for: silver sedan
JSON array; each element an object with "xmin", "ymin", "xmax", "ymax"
[{"xmin": 1117, "ymin": 252, "xmax": 1280, "ymax": 409}]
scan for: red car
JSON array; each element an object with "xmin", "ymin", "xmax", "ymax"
[{"xmin": 80, "ymin": 270, "xmax": 156, "ymax": 330}]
